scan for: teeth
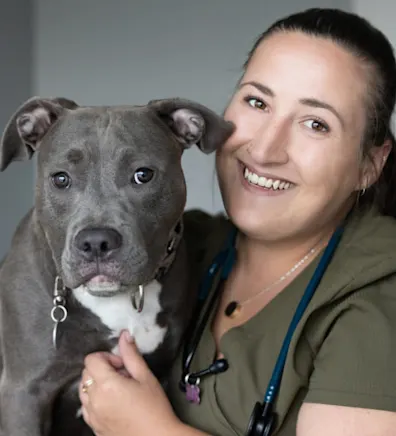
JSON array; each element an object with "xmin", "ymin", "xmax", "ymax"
[
  {"xmin": 243, "ymin": 167, "xmax": 293, "ymax": 190},
  {"xmin": 265, "ymin": 178, "xmax": 273, "ymax": 188},
  {"xmin": 258, "ymin": 177, "xmax": 266, "ymax": 187}
]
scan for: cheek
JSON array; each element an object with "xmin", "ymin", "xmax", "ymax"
[
  {"xmin": 36, "ymin": 180, "xmax": 77, "ymax": 230},
  {"xmin": 295, "ymin": 143, "xmax": 361, "ymax": 191},
  {"xmin": 215, "ymin": 149, "xmax": 236, "ymax": 204},
  {"xmin": 223, "ymin": 103, "xmax": 261, "ymax": 150}
]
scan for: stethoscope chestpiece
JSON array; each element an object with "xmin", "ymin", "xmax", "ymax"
[{"xmin": 245, "ymin": 401, "xmax": 276, "ymax": 436}]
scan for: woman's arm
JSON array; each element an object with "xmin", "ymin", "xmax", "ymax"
[
  {"xmin": 172, "ymin": 424, "xmax": 212, "ymax": 436},
  {"xmin": 296, "ymin": 273, "xmax": 396, "ymax": 436},
  {"xmin": 297, "ymin": 403, "xmax": 396, "ymax": 436}
]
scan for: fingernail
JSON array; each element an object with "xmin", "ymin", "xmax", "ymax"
[{"xmin": 122, "ymin": 329, "xmax": 134, "ymax": 343}]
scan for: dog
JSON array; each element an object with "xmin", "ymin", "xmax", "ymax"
[{"xmin": 0, "ymin": 96, "xmax": 234, "ymax": 436}]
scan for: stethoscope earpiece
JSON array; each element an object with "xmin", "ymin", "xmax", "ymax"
[{"xmin": 246, "ymin": 402, "xmax": 275, "ymax": 436}]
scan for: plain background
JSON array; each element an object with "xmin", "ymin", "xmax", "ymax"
[{"xmin": 0, "ymin": 0, "xmax": 394, "ymax": 258}]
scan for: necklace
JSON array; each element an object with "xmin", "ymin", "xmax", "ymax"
[{"xmin": 224, "ymin": 244, "xmax": 322, "ymax": 318}]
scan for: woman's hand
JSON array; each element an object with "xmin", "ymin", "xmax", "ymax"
[{"xmin": 79, "ymin": 330, "xmax": 182, "ymax": 436}]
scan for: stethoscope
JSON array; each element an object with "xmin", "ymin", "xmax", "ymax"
[{"xmin": 179, "ymin": 222, "xmax": 345, "ymax": 436}]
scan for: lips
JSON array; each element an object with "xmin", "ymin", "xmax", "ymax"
[{"xmin": 84, "ymin": 275, "xmax": 121, "ymax": 293}]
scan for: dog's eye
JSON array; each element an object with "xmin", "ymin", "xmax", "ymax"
[
  {"xmin": 51, "ymin": 172, "xmax": 71, "ymax": 189},
  {"xmin": 132, "ymin": 168, "xmax": 154, "ymax": 185}
]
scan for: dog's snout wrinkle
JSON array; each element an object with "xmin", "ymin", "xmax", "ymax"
[{"xmin": 74, "ymin": 227, "xmax": 123, "ymax": 262}]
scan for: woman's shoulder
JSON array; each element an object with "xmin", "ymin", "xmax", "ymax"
[
  {"xmin": 336, "ymin": 207, "xmax": 396, "ymax": 281},
  {"xmin": 300, "ymin": 206, "xmax": 396, "ymax": 343},
  {"xmin": 307, "ymin": 207, "xmax": 396, "ymax": 308},
  {"xmin": 301, "ymin": 209, "xmax": 396, "ymax": 412},
  {"xmin": 345, "ymin": 206, "xmax": 396, "ymax": 249}
]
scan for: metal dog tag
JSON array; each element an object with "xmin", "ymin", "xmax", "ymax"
[
  {"xmin": 185, "ymin": 375, "xmax": 201, "ymax": 404},
  {"xmin": 186, "ymin": 383, "xmax": 201, "ymax": 404}
]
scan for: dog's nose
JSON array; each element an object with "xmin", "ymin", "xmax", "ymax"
[{"xmin": 75, "ymin": 228, "xmax": 123, "ymax": 261}]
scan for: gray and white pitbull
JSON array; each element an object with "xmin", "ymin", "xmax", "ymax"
[{"xmin": 0, "ymin": 96, "xmax": 234, "ymax": 436}]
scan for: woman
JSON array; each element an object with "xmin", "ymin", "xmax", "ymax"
[{"xmin": 78, "ymin": 8, "xmax": 396, "ymax": 436}]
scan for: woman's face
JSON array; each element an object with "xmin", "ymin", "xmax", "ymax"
[{"xmin": 217, "ymin": 31, "xmax": 384, "ymax": 242}]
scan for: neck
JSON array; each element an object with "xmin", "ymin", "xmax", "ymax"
[
  {"xmin": 235, "ymin": 231, "xmax": 324, "ymax": 280},
  {"xmin": 234, "ymin": 208, "xmax": 350, "ymax": 281}
]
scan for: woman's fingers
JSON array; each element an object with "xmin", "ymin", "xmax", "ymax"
[
  {"xmin": 83, "ymin": 351, "xmax": 124, "ymax": 382},
  {"xmin": 118, "ymin": 330, "xmax": 152, "ymax": 383}
]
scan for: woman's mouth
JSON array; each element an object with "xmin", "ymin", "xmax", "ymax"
[{"xmin": 243, "ymin": 166, "xmax": 295, "ymax": 191}]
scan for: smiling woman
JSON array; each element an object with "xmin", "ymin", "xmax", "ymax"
[
  {"xmin": 217, "ymin": 30, "xmax": 382, "ymax": 246},
  {"xmin": 79, "ymin": 7, "xmax": 396, "ymax": 436}
]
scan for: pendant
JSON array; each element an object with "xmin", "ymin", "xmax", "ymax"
[
  {"xmin": 224, "ymin": 301, "xmax": 241, "ymax": 318},
  {"xmin": 185, "ymin": 383, "xmax": 201, "ymax": 404}
]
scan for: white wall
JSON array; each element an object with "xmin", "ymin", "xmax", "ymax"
[{"xmin": 33, "ymin": 0, "xmax": 352, "ymax": 215}]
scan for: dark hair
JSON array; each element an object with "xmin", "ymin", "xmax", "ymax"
[{"xmin": 243, "ymin": 8, "xmax": 396, "ymax": 217}]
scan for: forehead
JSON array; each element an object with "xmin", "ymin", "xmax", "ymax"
[
  {"xmin": 42, "ymin": 107, "xmax": 178, "ymax": 163},
  {"xmin": 243, "ymin": 31, "xmax": 369, "ymax": 125}
]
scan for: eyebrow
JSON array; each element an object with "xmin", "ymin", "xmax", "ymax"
[
  {"xmin": 66, "ymin": 148, "xmax": 85, "ymax": 165},
  {"xmin": 239, "ymin": 80, "xmax": 346, "ymax": 129}
]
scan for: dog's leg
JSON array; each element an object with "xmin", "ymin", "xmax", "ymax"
[{"xmin": 0, "ymin": 382, "xmax": 55, "ymax": 436}]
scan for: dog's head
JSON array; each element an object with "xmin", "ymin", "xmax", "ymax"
[{"xmin": 0, "ymin": 97, "xmax": 234, "ymax": 293}]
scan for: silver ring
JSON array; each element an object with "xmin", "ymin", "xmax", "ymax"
[
  {"xmin": 131, "ymin": 285, "xmax": 144, "ymax": 312},
  {"xmin": 51, "ymin": 305, "xmax": 67, "ymax": 323},
  {"xmin": 184, "ymin": 374, "xmax": 200, "ymax": 385}
]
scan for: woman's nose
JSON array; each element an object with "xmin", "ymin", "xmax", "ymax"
[{"xmin": 247, "ymin": 119, "xmax": 290, "ymax": 165}]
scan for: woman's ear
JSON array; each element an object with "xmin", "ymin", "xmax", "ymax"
[{"xmin": 358, "ymin": 138, "xmax": 392, "ymax": 190}]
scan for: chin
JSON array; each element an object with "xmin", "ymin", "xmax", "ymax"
[
  {"xmin": 226, "ymin": 204, "xmax": 283, "ymax": 241},
  {"xmin": 227, "ymin": 204, "xmax": 261, "ymax": 234}
]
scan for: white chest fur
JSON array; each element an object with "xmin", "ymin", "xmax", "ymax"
[{"xmin": 72, "ymin": 280, "xmax": 167, "ymax": 355}]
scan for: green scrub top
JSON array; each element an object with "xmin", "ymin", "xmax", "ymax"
[{"xmin": 167, "ymin": 207, "xmax": 396, "ymax": 435}]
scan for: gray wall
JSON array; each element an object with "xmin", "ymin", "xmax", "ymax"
[
  {"xmin": 33, "ymin": 0, "xmax": 352, "ymax": 211},
  {"xmin": 353, "ymin": 0, "xmax": 396, "ymax": 132},
  {"xmin": 0, "ymin": 0, "xmax": 358, "ymax": 257},
  {"xmin": 0, "ymin": 0, "xmax": 34, "ymax": 259}
]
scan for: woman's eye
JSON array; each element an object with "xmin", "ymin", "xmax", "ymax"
[
  {"xmin": 132, "ymin": 167, "xmax": 154, "ymax": 185},
  {"xmin": 304, "ymin": 119, "xmax": 330, "ymax": 133},
  {"xmin": 246, "ymin": 97, "xmax": 267, "ymax": 110},
  {"xmin": 51, "ymin": 172, "xmax": 71, "ymax": 189}
]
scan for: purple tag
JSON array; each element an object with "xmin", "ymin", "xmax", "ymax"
[{"xmin": 186, "ymin": 383, "xmax": 201, "ymax": 404}]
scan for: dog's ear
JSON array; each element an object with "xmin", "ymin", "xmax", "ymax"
[
  {"xmin": 148, "ymin": 98, "xmax": 235, "ymax": 154},
  {"xmin": 0, "ymin": 96, "xmax": 79, "ymax": 171}
]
